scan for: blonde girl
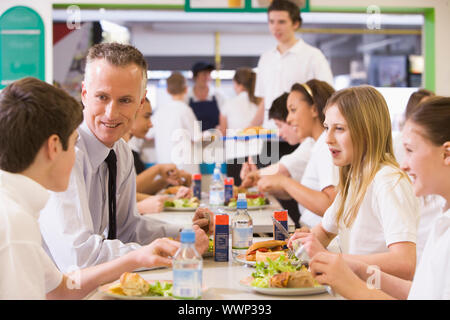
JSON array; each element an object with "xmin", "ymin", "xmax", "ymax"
[
  {"xmin": 308, "ymin": 96, "xmax": 450, "ymax": 299},
  {"xmin": 289, "ymin": 86, "xmax": 420, "ymax": 280}
]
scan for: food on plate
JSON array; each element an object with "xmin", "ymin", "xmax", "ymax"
[
  {"xmin": 106, "ymin": 272, "xmax": 172, "ymax": 297},
  {"xmin": 163, "ymin": 186, "xmax": 182, "ymax": 195},
  {"xmin": 227, "ymin": 191, "xmax": 268, "ymax": 208},
  {"xmin": 164, "ymin": 196, "xmax": 200, "ymax": 209},
  {"xmin": 250, "ymin": 256, "xmax": 318, "ymax": 289},
  {"xmin": 119, "ymin": 272, "xmax": 150, "ymax": 296},
  {"xmin": 245, "ymin": 240, "xmax": 286, "ymax": 262}
]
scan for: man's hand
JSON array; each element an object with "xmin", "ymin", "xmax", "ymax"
[
  {"xmin": 192, "ymin": 224, "xmax": 209, "ymax": 255},
  {"xmin": 133, "ymin": 238, "xmax": 181, "ymax": 268},
  {"xmin": 192, "ymin": 207, "xmax": 214, "ymax": 236}
]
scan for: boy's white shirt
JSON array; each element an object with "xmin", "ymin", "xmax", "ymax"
[
  {"xmin": 322, "ymin": 165, "xmax": 420, "ymax": 255},
  {"xmin": 408, "ymin": 207, "xmax": 450, "ymax": 299},
  {"xmin": 153, "ymin": 98, "xmax": 201, "ymax": 173},
  {"xmin": 254, "ymin": 38, "xmax": 334, "ymax": 130},
  {"xmin": 0, "ymin": 170, "xmax": 62, "ymax": 299}
]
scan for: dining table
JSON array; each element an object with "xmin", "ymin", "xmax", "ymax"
[
  {"xmin": 141, "ymin": 195, "xmax": 296, "ymax": 235},
  {"xmin": 87, "ymin": 236, "xmax": 342, "ymax": 301}
]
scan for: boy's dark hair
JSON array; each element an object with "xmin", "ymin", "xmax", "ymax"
[
  {"xmin": 0, "ymin": 77, "xmax": 83, "ymax": 173},
  {"xmin": 268, "ymin": 92, "xmax": 289, "ymax": 121},
  {"xmin": 167, "ymin": 72, "xmax": 187, "ymax": 95},
  {"xmin": 268, "ymin": 0, "xmax": 302, "ymax": 26}
]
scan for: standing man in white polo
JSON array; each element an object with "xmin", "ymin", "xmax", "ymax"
[{"xmin": 250, "ymin": 0, "xmax": 333, "ymax": 129}]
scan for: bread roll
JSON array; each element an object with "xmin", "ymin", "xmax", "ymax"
[
  {"xmin": 255, "ymin": 250, "xmax": 287, "ymax": 262},
  {"xmin": 286, "ymin": 270, "xmax": 315, "ymax": 288},
  {"xmin": 119, "ymin": 272, "xmax": 150, "ymax": 296}
]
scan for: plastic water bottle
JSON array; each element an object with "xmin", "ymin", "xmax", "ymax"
[
  {"xmin": 172, "ymin": 229, "xmax": 203, "ymax": 300},
  {"xmin": 231, "ymin": 193, "xmax": 253, "ymax": 258},
  {"xmin": 209, "ymin": 164, "xmax": 224, "ymax": 207}
]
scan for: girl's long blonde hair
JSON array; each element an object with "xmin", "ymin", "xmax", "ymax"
[{"xmin": 325, "ymin": 86, "xmax": 409, "ymax": 227}]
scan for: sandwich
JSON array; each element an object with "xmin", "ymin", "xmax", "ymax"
[
  {"xmin": 245, "ymin": 240, "xmax": 287, "ymax": 262},
  {"xmin": 269, "ymin": 270, "xmax": 315, "ymax": 288}
]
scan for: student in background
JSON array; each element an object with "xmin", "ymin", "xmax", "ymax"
[
  {"xmin": 250, "ymin": 0, "xmax": 333, "ymax": 129},
  {"xmin": 219, "ymin": 67, "xmax": 260, "ymax": 135},
  {"xmin": 153, "ymin": 72, "xmax": 202, "ymax": 175},
  {"xmin": 256, "ymin": 80, "xmax": 337, "ymax": 229},
  {"xmin": 307, "ymin": 96, "xmax": 450, "ymax": 299},
  {"xmin": 289, "ymin": 86, "xmax": 420, "ymax": 281},
  {"xmin": 240, "ymin": 92, "xmax": 312, "ymax": 227},
  {"xmin": 123, "ymin": 97, "xmax": 192, "ymax": 214},
  {"xmin": 187, "ymin": 62, "xmax": 226, "ymax": 132},
  {"xmin": 0, "ymin": 77, "xmax": 181, "ymax": 299}
]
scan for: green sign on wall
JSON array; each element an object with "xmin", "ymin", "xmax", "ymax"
[
  {"xmin": 0, "ymin": 6, "xmax": 45, "ymax": 89},
  {"xmin": 185, "ymin": 0, "xmax": 310, "ymax": 12}
]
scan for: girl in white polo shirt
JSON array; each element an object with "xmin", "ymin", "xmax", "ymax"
[
  {"xmin": 289, "ymin": 86, "xmax": 420, "ymax": 281},
  {"xmin": 256, "ymin": 79, "xmax": 338, "ymax": 229},
  {"xmin": 307, "ymin": 96, "xmax": 450, "ymax": 299}
]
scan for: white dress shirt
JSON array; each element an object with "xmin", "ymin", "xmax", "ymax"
[
  {"xmin": 39, "ymin": 121, "xmax": 182, "ymax": 272},
  {"xmin": 0, "ymin": 170, "xmax": 63, "ymax": 299},
  {"xmin": 408, "ymin": 208, "xmax": 450, "ymax": 299},
  {"xmin": 254, "ymin": 38, "xmax": 333, "ymax": 129}
]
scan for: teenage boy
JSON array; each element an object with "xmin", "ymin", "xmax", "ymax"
[
  {"xmin": 250, "ymin": 0, "xmax": 333, "ymax": 129},
  {"xmin": 0, "ymin": 77, "xmax": 182, "ymax": 299},
  {"xmin": 39, "ymin": 43, "xmax": 210, "ymax": 272}
]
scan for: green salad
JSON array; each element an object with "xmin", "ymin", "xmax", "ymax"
[
  {"xmin": 148, "ymin": 281, "xmax": 173, "ymax": 297},
  {"xmin": 250, "ymin": 255, "xmax": 302, "ymax": 288},
  {"xmin": 164, "ymin": 197, "xmax": 199, "ymax": 209},
  {"xmin": 227, "ymin": 197, "xmax": 267, "ymax": 208}
]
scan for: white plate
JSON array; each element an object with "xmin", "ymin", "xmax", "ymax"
[
  {"xmin": 164, "ymin": 206, "xmax": 197, "ymax": 212},
  {"xmin": 239, "ymin": 277, "xmax": 327, "ymax": 296},
  {"xmin": 98, "ymin": 280, "xmax": 173, "ymax": 300},
  {"xmin": 234, "ymin": 254, "xmax": 257, "ymax": 267}
]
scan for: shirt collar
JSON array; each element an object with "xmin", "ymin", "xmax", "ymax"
[
  {"xmin": 0, "ymin": 170, "xmax": 49, "ymax": 219},
  {"xmin": 78, "ymin": 121, "xmax": 114, "ymax": 170},
  {"xmin": 272, "ymin": 38, "xmax": 304, "ymax": 56}
]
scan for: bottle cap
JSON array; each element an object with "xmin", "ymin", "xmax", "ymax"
[
  {"xmin": 224, "ymin": 177, "xmax": 234, "ymax": 185},
  {"xmin": 237, "ymin": 193, "xmax": 247, "ymax": 209},
  {"xmin": 180, "ymin": 229, "xmax": 196, "ymax": 243},
  {"xmin": 213, "ymin": 168, "xmax": 221, "ymax": 180},
  {"xmin": 192, "ymin": 173, "xmax": 202, "ymax": 180}
]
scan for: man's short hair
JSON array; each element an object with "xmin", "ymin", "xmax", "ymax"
[
  {"xmin": 0, "ymin": 77, "xmax": 83, "ymax": 173},
  {"xmin": 166, "ymin": 72, "xmax": 187, "ymax": 95},
  {"xmin": 268, "ymin": 0, "xmax": 302, "ymax": 26},
  {"xmin": 84, "ymin": 42, "xmax": 148, "ymax": 92},
  {"xmin": 268, "ymin": 92, "xmax": 289, "ymax": 121}
]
